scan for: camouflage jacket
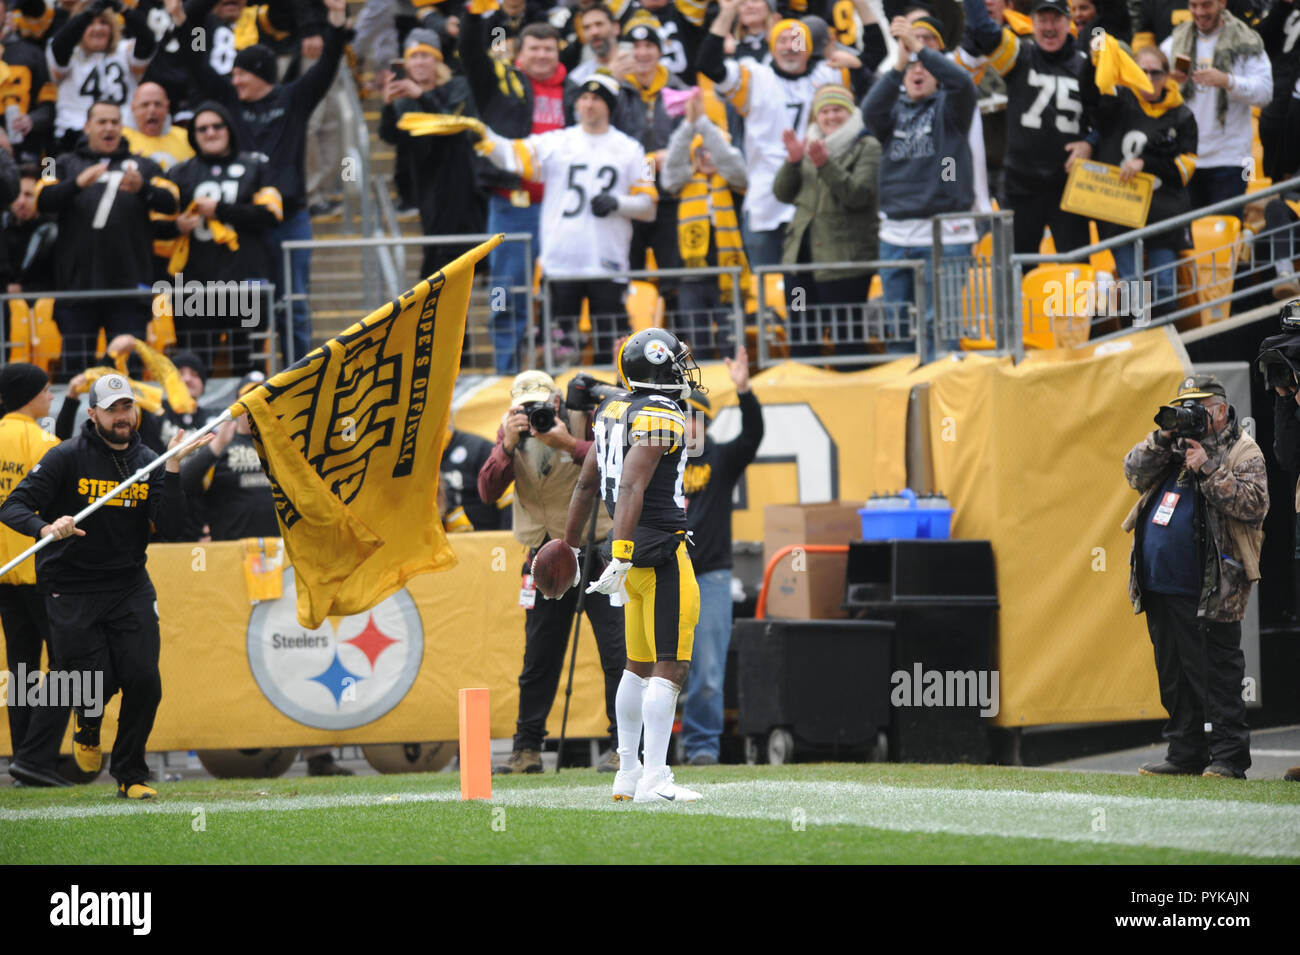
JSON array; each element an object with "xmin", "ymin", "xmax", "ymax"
[{"xmin": 1122, "ymin": 413, "xmax": 1267, "ymax": 622}]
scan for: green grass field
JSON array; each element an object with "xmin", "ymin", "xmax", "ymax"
[{"xmin": 2, "ymin": 764, "xmax": 1298, "ymax": 864}]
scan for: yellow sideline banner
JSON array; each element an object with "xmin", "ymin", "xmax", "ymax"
[
  {"xmin": 928, "ymin": 329, "xmax": 1186, "ymax": 726},
  {"xmin": 0, "ymin": 532, "xmax": 608, "ymax": 755}
]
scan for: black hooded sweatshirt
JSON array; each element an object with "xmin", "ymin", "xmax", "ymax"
[
  {"xmin": 177, "ymin": 19, "xmax": 349, "ymax": 216},
  {"xmin": 0, "ymin": 418, "xmax": 186, "ymax": 592},
  {"xmin": 163, "ymin": 100, "xmax": 282, "ymax": 284}
]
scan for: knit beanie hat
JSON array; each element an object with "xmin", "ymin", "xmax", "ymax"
[
  {"xmin": 0, "ymin": 362, "xmax": 48, "ymax": 414},
  {"xmin": 812, "ymin": 83, "xmax": 855, "ymax": 118},
  {"xmin": 404, "ymin": 28, "xmax": 443, "ymax": 60},
  {"xmin": 233, "ymin": 45, "xmax": 278, "ymax": 85}
]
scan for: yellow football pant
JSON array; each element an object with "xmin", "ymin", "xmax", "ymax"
[{"xmin": 623, "ymin": 541, "xmax": 699, "ymax": 663}]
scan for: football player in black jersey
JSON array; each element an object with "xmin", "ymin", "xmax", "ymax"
[{"xmin": 562, "ymin": 327, "xmax": 703, "ymax": 804}]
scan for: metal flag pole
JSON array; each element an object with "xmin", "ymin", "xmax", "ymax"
[
  {"xmin": 0, "ymin": 409, "xmax": 233, "ymax": 579},
  {"xmin": 554, "ymin": 496, "xmax": 602, "ymax": 775}
]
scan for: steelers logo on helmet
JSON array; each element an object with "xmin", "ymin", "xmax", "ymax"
[{"xmin": 644, "ymin": 339, "xmax": 670, "ymax": 364}]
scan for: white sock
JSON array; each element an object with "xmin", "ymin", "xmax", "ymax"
[
  {"xmin": 641, "ymin": 676, "xmax": 680, "ymax": 774},
  {"xmin": 615, "ymin": 670, "xmax": 647, "ymax": 771}
]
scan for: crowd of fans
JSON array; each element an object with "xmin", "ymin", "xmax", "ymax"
[{"xmin": 0, "ymin": 0, "xmax": 1298, "ymax": 380}]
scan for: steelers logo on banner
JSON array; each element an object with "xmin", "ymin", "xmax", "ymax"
[{"xmin": 246, "ymin": 568, "xmax": 424, "ymax": 729}]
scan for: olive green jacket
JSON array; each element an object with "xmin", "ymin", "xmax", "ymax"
[{"xmin": 772, "ymin": 117, "xmax": 881, "ymax": 283}]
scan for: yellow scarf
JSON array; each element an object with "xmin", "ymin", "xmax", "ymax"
[
  {"xmin": 395, "ymin": 112, "xmax": 494, "ymax": 154},
  {"xmin": 1092, "ymin": 32, "xmax": 1153, "ymax": 97},
  {"xmin": 627, "ymin": 64, "xmax": 670, "ymax": 103},
  {"xmin": 1135, "ymin": 77, "xmax": 1184, "ymax": 117},
  {"xmin": 167, "ymin": 200, "xmax": 240, "ymax": 273},
  {"xmin": 677, "ymin": 152, "xmax": 750, "ymax": 306}
]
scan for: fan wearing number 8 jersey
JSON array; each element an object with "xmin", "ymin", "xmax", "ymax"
[{"xmin": 563, "ymin": 327, "xmax": 704, "ymax": 803}]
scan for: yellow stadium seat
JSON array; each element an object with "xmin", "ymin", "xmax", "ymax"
[
  {"xmin": 148, "ymin": 294, "xmax": 177, "ymax": 352},
  {"xmin": 1021, "ymin": 264, "xmax": 1095, "ymax": 349},
  {"xmin": 959, "ymin": 265, "xmax": 996, "ymax": 351},
  {"xmin": 7, "ymin": 298, "xmax": 62, "ymax": 374},
  {"xmin": 747, "ymin": 273, "xmax": 787, "ymax": 319},
  {"xmin": 1088, "ymin": 220, "xmax": 1116, "ymax": 275},
  {"xmin": 973, "ymin": 231, "xmax": 993, "ymax": 263},
  {"xmin": 1180, "ymin": 215, "xmax": 1241, "ymax": 325},
  {"xmin": 1039, "ymin": 229, "xmax": 1056, "ymax": 256},
  {"xmin": 625, "ymin": 280, "xmax": 662, "ymax": 331},
  {"xmin": 868, "ymin": 274, "xmax": 882, "ymax": 300}
]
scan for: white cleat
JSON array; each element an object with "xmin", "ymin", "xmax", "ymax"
[
  {"xmin": 632, "ymin": 766, "xmax": 700, "ymax": 804},
  {"xmin": 613, "ymin": 762, "xmax": 642, "ymax": 802}
]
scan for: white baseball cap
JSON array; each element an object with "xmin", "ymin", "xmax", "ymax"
[{"xmin": 89, "ymin": 374, "xmax": 135, "ymax": 409}]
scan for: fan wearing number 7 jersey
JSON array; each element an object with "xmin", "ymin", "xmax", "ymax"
[
  {"xmin": 561, "ymin": 327, "xmax": 704, "ymax": 804},
  {"xmin": 956, "ymin": 0, "xmax": 1094, "ymax": 255},
  {"xmin": 34, "ymin": 100, "xmax": 179, "ymax": 376},
  {"xmin": 479, "ymin": 74, "xmax": 658, "ymax": 365}
]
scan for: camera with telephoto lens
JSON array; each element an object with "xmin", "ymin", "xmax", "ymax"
[
  {"xmin": 1256, "ymin": 299, "xmax": 1300, "ymax": 392},
  {"xmin": 564, "ymin": 373, "xmax": 627, "ymax": 413},
  {"xmin": 526, "ymin": 402, "xmax": 556, "ymax": 434},
  {"xmin": 1154, "ymin": 401, "xmax": 1210, "ymax": 439}
]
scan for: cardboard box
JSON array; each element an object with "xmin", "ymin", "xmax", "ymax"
[{"xmin": 763, "ymin": 503, "xmax": 863, "ymax": 619}]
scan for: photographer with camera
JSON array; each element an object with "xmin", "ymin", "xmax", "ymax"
[
  {"xmin": 477, "ymin": 370, "xmax": 626, "ymax": 774},
  {"xmin": 1122, "ymin": 374, "xmax": 1266, "ymax": 780}
]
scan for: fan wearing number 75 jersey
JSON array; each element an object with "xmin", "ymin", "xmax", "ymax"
[
  {"xmin": 560, "ymin": 328, "xmax": 704, "ymax": 805},
  {"xmin": 955, "ymin": 0, "xmax": 1095, "ymax": 255},
  {"xmin": 33, "ymin": 101, "xmax": 179, "ymax": 376}
]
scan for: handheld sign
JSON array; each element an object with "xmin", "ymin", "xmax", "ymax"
[{"xmin": 1060, "ymin": 159, "xmax": 1156, "ymax": 230}]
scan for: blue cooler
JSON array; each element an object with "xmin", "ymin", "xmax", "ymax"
[{"xmin": 858, "ymin": 489, "xmax": 918, "ymax": 540}]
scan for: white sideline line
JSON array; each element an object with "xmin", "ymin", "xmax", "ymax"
[
  {"xmin": 1251, "ymin": 749, "xmax": 1300, "ymax": 757},
  {"xmin": 2, "ymin": 781, "xmax": 1297, "ymax": 859}
]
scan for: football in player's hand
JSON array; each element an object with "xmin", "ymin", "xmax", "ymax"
[{"xmin": 532, "ymin": 540, "xmax": 578, "ymax": 599}]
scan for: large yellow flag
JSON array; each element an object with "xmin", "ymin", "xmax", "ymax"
[{"xmin": 229, "ymin": 235, "xmax": 502, "ymax": 628}]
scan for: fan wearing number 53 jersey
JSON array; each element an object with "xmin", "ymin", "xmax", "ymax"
[
  {"xmin": 562, "ymin": 328, "xmax": 704, "ymax": 804},
  {"xmin": 34, "ymin": 100, "xmax": 178, "ymax": 375}
]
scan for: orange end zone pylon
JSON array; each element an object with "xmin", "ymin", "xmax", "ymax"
[{"xmin": 458, "ymin": 688, "xmax": 491, "ymax": 800}]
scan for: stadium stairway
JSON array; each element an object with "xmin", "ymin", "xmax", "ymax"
[{"xmin": 303, "ymin": 44, "xmax": 499, "ymax": 374}]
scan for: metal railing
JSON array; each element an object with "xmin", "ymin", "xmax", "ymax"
[
  {"xmin": 280, "ymin": 232, "xmax": 534, "ymax": 373},
  {"xmin": 1010, "ymin": 174, "xmax": 1300, "ymax": 348},
  {"xmin": 930, "ymin": 210, "xmax": 1019, "ymax": 361},
  {"xmin": 538, "ymin": 265, "xmax": 746, "ymax": 374},
  {"xmin": 752, "ymin": 260, "xmax": 928, "ymax": 368},
  {"xmin": 0, "ymin": 285, "xmax": 278, "ymax": 379}
]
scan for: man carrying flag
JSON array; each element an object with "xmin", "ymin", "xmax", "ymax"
[{"xmin": 0, "ymin": 375, "xmax": 210, "ymax": 799}]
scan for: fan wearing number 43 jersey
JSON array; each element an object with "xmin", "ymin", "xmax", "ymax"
[{"xmin": 561, "ymin": 328, "xmax": 703, "ymax": 805}]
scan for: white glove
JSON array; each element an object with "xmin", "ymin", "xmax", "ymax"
[
  {"xmin": 586, "ymin": 558, "xmax": 631, "ymax": 596},
  {"xmin": 571, "ymin": 546, "xmax": 582, "ymax": 588}
]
